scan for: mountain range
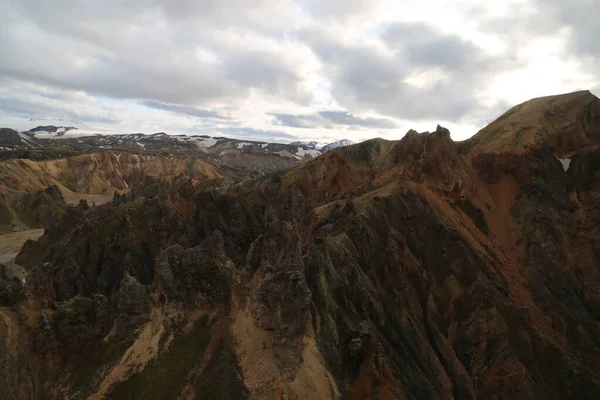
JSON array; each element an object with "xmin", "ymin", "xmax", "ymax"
[{"xmin": 2, "ymin": 90, "xmax": 600, "ymax": 399}]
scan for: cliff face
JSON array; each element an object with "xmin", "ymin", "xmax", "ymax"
[{"xmin": 2, "ymin": 91, "xmax": 600, "ymax": 399}]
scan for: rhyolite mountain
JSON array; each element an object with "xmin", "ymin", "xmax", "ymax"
[{"xmin": 2, "ymin": 91, "xmax": 600, "ymax": 399}]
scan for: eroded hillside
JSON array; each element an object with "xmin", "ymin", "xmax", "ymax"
[
  {"xmin": 2, "ymin": 91, "xmax": 600, "ymax": 399},
  {"xmin": 0, "ymin": 151, "xmax": 230, "ymax": 234}
]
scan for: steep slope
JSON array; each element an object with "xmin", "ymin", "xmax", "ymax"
[
  {"xmin": 0, "ymin": 129, "xmax": 40, "ymax": 149},
  {"xmin": 0, "ymin": 128, "xmax": 24, "ymax": 147},
  {"xmin": 459, "ymin": 90, "xmax": 600, "ymax": 155},
  {"xmin": 3, "ymin": 94, "xmax": 600, "ymax": 399}
]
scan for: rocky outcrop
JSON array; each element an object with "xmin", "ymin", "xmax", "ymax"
[
  {"xmin": 155, "ymin": 230, "xmax": 233, "ymax": 307},
  {"xmin": 0, "ymin": 264, "xmax": 24, "ymax": 307},
  {"xmin": 111, "ymin": 273, "xmax": 150, "ymax": 338}
]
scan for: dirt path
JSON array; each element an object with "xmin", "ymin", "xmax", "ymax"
[
  {"xmin": 62, "ymin": 192, "xmax": 113, "ymax": 206},
  {"xmin": 0, "ymin": 229, "xmax": 44, "ymax": 256}
]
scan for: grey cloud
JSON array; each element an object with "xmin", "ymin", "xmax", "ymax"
[
  {"xmin": 301, "ymin": 23, "xmax": 518, "ymax": 122},
  {"xmin": 299, "ymin": 0, "xmax": 383, "ymax": 20},
  {"xmin": 223, "ymin": 50, "xmax": 312, "ymax": 105},
  {"xmin": 270, "ymin": 111, "xmax": 398, "ymax": 129},
  {"xmin": 218, "ymin": 127, "xmax": 297, "ymax": 142},
  {"xmin": 534, "ymin": 0, "xmax": 600, "ymax": 61},
  {"xmin": 0, "ymin": 0, "xmax": 310, "ymax": 108},
  {"xmin": 382, "ymin": 23, "xmax": 486, "ymax": 70},
  {"xmin": 270, "ymin": 113, "xmax": 323, "ymax": 129},
  {"xmin": 466, "ymin": 1, "xmax": 598, "ymax": 71},
  {"xmin": 2, "ymin": 0, "xmax": 597, "ymax": 144},
  {"xmin": 320, "ymin": 111, "xmax": 397, "ymax": 128},
  {"xmin": 141, "ymin": 100, "xmax": 230, "ymax": 120},
  {"xmin": 0, "ymin": 96, "xmax": 120, "ymax": 124}
]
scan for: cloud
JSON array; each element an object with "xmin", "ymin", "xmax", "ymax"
[
  {"xmin": 270, "ymin": 110, "xmax": 397, "ymax": 129},
  {"xmin": 0, "ymin": 0, "xmax": 313, "ymax": 107},
  {"xmin": 0, "ymin": 0, "xmax": 598, "ymax": 143},
  {"xmin": 300, "ymin": 22, "xmax": 520, "ymax": 123},
  {"xmin": 217, "ymin": 127, "xmax": 297, "ymax": 142},
  {"xmin": 533, "ymin": 0, "xmax": 600, "ymax": 63},
  {"xmin": 269, "ymin": 113, "xmax": 322, "ymax": 129},
  {"xmin": 141, "ymin": 100, "xmax": 230, "ymax": 120},
  {"xmin": 0, "ymin": 96, "xmax": 119, "ymax": 124}
]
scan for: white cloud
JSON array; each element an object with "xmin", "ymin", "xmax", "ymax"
[{"xmin": 0, "ymin": 0, "xmax": 598, "ymax": 143}]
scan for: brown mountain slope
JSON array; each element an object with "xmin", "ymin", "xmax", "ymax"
[
  {"xmin": 0, "ymin": 151, "xmax": 225, "ymax": 195},
  {"xmin": 0, "ymin": 151, "xmax": 229, "ymax": 233},
  {"xmin": 459, "ymin": 90, "xmax": 600, "ymax": 155},
  {"xmin": 2, "ymin": 95, "xmax": 600, "ymax": 399}
]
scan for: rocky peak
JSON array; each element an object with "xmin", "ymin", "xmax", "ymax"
[
  {"xmin": 0, "ymin": 264, "xmax": 25, "ymax": 306},
  {"xmin": 460, "ymin": 90, "xmax": 600, "ymax": 156},
  {"xmin": 433, "ymin": 124, "xmax": 451, "ymax": 138}
]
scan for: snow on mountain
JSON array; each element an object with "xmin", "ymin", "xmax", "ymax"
[
  {"xmin": 290, "ymin": 139, "xmax": 354, "ymax": 151},
  {"xmin": 320, "ymin": 139, "xmax": 354, "ymax": 152},
  {"xmin": 295, "ymin": 147, "xmax": 321, "ymax": 158},
  {"xmin": 196, "ymin": 137, "xmax": 218, "ymax": 148},
  {"xmin": 24, "ymin": 118, "xmax": 101, "ymax": 139},
  {"xmin": 289, "ymin": 141, "xmax": 328, "ymax": 150},
  {"xmin": 27, "ymin": 118, "xmax": 91, "ymax": 131}
]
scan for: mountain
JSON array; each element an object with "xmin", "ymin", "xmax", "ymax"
[
  {"xmin": 458, "ymin": 90, "xmax": 600, "ymax": 155},
  {"xmin": 0, "ymin": 128, "xmax": 40, "ymax": 149},
  {"xmin": 2, "ymin": 129, "xmax": 323, "ymax": 167},
  {"xmin": 3, "ymin": 91, "xmax": 600, "ymax": 399},
  {"xmin": 320, "ymin": 139, "xmax": 354, "ymax": 151}
]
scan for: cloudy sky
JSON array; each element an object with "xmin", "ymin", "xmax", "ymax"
[{"xmin": 0, "ymin": 0, "xmax": 598, "ymax": 143}]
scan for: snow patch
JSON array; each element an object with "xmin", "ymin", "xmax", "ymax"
[
  {"xmin": 31, "ymin": 131, "xmax": 56, "ymax": 139},
  {"xmin": 321, "ymin": 139, "xmax": 354, "ymax": 152},
  {"xmin": 278, "ymin": 150, "xmax": 296, "ymax": 159},
  {"xmin": 261, "ymin": 143, "xmax": 268, "ymax": 148},
  {"xmin": 295, "ymin": 147, "xmax": 321, "ymax": 158},
  {"xmin": 30, "ymin": 129, "xmax": 101, "ymax": 139},
  {"xmin": 114, "ymin": 154, "xmax": 122, "ymax": 164},
  {"xmin": 558, "ymin": 157, "xmax": 571, "ymax": 172},
  {"xmin": 237, "ymin": 142, "xmax": 251, "ymax": 149},
  {"xmin": 198, "ymin": 138, "xmax": 217, "ymax": 148},
  {"xmin": 17, "ymin": 132, "xmax": 36, "ymax": 146}
]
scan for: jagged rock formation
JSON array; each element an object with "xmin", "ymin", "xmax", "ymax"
[{"xmin": 2, "ymin": 91, "xmax": 600, "ymax": 399}]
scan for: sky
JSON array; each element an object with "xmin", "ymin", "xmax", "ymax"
[{"xmin": 0, "ymin": 0, "xmax": 599, "ymax": 143}]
